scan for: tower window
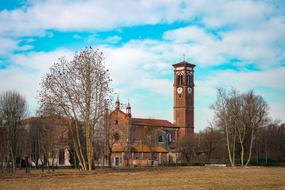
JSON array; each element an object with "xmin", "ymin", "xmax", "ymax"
[
  {"xmin": 186, "ymin": 74, "xmax": 191, "ymax": 86},
  {"xmin": 177, "ymin": 74, "xmax": 183, "ymax": 86},
  {"xmin": 114, "ymin": 120, "xmax": 118, "ymax": 125}
]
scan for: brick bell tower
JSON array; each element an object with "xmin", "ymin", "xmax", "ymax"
[{"xmin": 173, "ymin": 60, "xmax": 195, "ymax": 139}]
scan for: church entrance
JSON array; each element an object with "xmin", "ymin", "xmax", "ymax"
[{"xmin": 115, "ymin": 157, "xmax": 119, "ymax": 166}]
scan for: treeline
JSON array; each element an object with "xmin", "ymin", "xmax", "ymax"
[
  {"xmin": 178, "ymin": 89, "xmax": 285, "ymax": 166},
  {"xmin": 178, "ymin": 122, "xmax": 285, "ymax": 166}
]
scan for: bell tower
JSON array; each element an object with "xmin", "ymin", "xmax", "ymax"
[{"xmin": 173, "ymin": 61, "xmax": 195, "ymax": 139}]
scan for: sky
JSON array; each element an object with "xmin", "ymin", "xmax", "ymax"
[{"xmin": 0, "ymin": 0, "xmax": 284, "ymax": 132}]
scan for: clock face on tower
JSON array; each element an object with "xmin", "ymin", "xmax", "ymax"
[
  {"xmin": 177, "ymin": 87, "xmax": 183, "ymax": 94},
  {"xmin": 187, "ymin": 87, "xmax": 192, "ymax": 95}
]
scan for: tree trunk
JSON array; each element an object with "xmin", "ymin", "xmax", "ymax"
[
  {"xmin": 245, "ymin": 128, "xmax": 255, "ymax": 166},
  {"xmin": 232, "ymin": 131, "xmax": 236, "ymax": 167},
  {"xmin": 25, "ymin": 156, "xmax": 28, "ymax": 173},
  {"xmin": 41, "ymin": 158, "xmax": 44, "ymax": 173},
  {"xmin": 108, "ymin": 147, "xmax": 112, "ymax": 168},
  {"xmin": 73, "ymin": 121, "xmax": 87, "ymax": 170},
  {"xmin": 224, "ymin": 117, "xmax": 234, "ymax": 166},
  {"xmin": 52, "ymin": 155, "xmax": 55, "ymax": 172},
  {"xmin": 240, "ymin": 143, "xmax": 244, "ymax": 166},
  {"xmin": 1, "ymin": 158, "xmax": 4, "ymax": 174},
  {"xmin": 10, "ymin": 148, "xmax": 16, "ymax": 174},
  {"xmin": 237, "ymin": 127, "xmax": 245, "ymax": 166}
]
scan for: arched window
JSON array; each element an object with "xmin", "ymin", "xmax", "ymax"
[
  {"xmin": 158, "ymin": 135, "xmax": 163, "ymax": 142},
  {"xmin": 177, "ymin": 74, "xmax": 183, "ymax": 86},
  {"xmin": 186, "ymin": 74, "xmax": 191, "ymax": 86},
  {"xmin": 114, "ymin": 132, "xmax": 120, "ymax": 141},
  {"xmin": 167, "ymin": 133, "xmax": 172, "ymax": 143}
]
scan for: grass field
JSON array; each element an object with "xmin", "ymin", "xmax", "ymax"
[{"xmin": 1, "ymin": 167, "xmax": 285, "ymax": 190}]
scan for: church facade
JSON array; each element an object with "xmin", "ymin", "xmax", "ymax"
[{"xmin": 108, "ymin": 61, "xmax": 195, "ymax": 167}]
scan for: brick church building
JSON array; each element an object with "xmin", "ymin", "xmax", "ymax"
[{"xmin": 108, "ymin": 60, "xmax": 195, "ymax": 167}]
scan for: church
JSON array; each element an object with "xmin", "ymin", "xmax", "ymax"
[{"xmin": 108, "ymin": 60, "xmax": 195, "ymax": 167}]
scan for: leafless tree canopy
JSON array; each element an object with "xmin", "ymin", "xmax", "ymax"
[
  {"xmin": 0, "ymin": 90, "xmax": 27, "ymax": 173},
  {"xmin": 39, "ymin": 47, "xmax": 112, "ymax": 171},
  {"xmin": 211, "ymin": 88, "xmax": 269, "ymax": 166}
]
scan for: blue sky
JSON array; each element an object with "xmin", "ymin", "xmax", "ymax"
[{"xmin": 0, "ymin": 0, "xmax": 284, "ymax": 131}]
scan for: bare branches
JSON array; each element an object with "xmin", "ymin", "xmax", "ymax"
[
  {"xmin": 211, "ymin": 88, "xmax": 269, "ymax": 166},
  {"xmin": 39, "ymin": 47, "xmax": 112, "ymax": 171},
  {"xmin": 0, "ymin": 90, "xmax": 27, "ymax": 173}
]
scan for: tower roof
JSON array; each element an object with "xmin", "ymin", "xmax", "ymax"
[
  {"xmin": 172, "ymin": 61, "xmax": 196, "ymax": 67},
  {"xmin": 126, "ymin": 100, "xmax": 131, "ymax": 109}
]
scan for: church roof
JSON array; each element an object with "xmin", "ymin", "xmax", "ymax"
[
  {"xmin": 131, "ymin": 118, "xmax": 176, "ymax": 128},
  {"xmin": 172, "ymin": 61, "xmax": 196, "ymax": 67}
]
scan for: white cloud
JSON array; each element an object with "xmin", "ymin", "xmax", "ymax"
[
  {"xmin": 0, "ymin": 66, "xmax": 40, "ymax": 115},
  {"xmin": 0, "ymin": 0, "xmax": 190, "ymax": 37},
  {"xmin": 164, "ymin": 26, "xmax": 216, "ymax": 44},
  {"xmin": 187, "ymin": 0, "xmax": 278, "ymax": 28},
  {"xmin": 0, "ymin": 0, "xmax": 283, "ymax": 40},
  {"xmin": 163, "ymin": 15, "xmax": 285, "ymax": 68},
  {"xmin": 8, "ymin": 49, "xmax": 73, "ymax": 73},
  {"xmin": 0, "ymin": 38, "xmax": 18, "ymax": 56},
  {"xmin": 0, "ymin": 37, "xmax": 34, "ymax": 56},
  {"xmin": 0, "ymin": 49, "xmax": 74, "ymax": 113}
]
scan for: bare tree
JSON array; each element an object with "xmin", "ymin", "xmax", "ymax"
[
  {"xmin": 199, "ymin": 125, "xmax": 224, "ymax": 163},
  {"xmin": 241, "ymin": 91, "xmax": 268, "ymax": 166},
  {"xmin": 39, "ymin": 47, "xmax": 112, "ymax": 171},
  {"xmin": 211, "ymin": 88, "xmax": 237, "ymax": 166},
  {"xmin": 0, "ymin": 90, "xmax": 27, "ymax": 173},
  {"xmin": 211, "ymin": 88, "xmax": 269, "ymax": 166}
]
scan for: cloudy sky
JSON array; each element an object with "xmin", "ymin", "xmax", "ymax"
[{"xmin": 0, "ymin": 0, "xmax": 284, "ymax": 131}]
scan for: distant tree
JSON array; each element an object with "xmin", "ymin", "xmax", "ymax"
[
  {"xmin": 177, "ymin": 134, "xmax": 198, "ymax": 164},
  {"xmin": 254, "ymin": 121, "xmax": 285, "ymax": 165},
  {"xmin": 0, "ymin": 90, "xmax": 27, "ymax": 173},
  {"xmin": 141, "ymin": 126, "xmax": 161, "ymax": 164},
  {"xmin": 199, "ymin": 125, "xmax": 224, "ymax": 163},
  {"xmin": 39, "ymin": 47, "xmax": 112, "ymax": 171}
]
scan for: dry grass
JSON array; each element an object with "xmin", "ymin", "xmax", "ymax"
[{"xmin": 1, "ymin": 167, "xmax": 285, "ymax": 190}]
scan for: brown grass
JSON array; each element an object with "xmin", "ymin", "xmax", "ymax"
[{"xmin": 0, "ymin": 167, "xmax": 285, "ymax": 190}]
